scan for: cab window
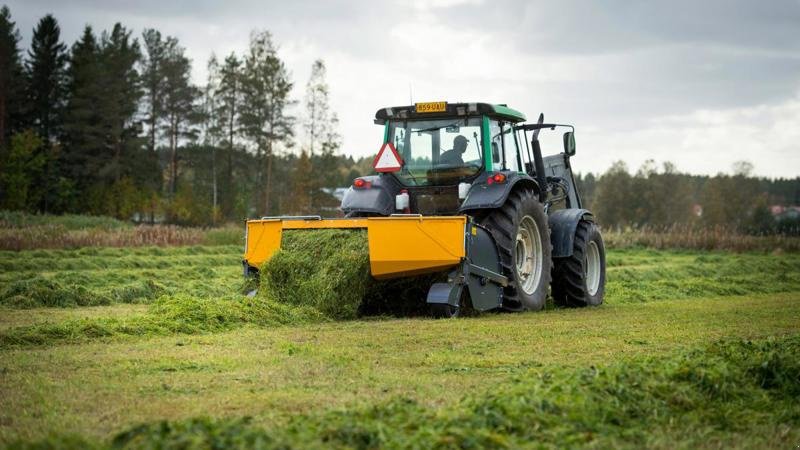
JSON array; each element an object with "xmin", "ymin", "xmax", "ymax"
[
  {"xmin": 490, "ymin": 120, "xmax": 521, "ymax": 172},
  {"xmin": 388, "ymin": 117, "xmax": 483, "ymax": 186}
]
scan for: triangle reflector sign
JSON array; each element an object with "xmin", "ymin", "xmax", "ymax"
[{"xmin": 373, "ymin": 142, "xmax": 403, "ymax": 172}]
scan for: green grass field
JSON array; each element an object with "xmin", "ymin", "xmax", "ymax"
[{"xmin": 0, "ymin": 245, "xmax": 798, "ymax": 448}]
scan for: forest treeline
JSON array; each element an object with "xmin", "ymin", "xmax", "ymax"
[
  {"xmin": 577, "ymin": 160, "xmax": 799, "ymax": 235},
  {"xmin": 0, "ymin": 6, "xmax": 797, "ymax": 233},
  {"xmin": 0, "ymin": 6, "xmax": 364, "ymax": 224}
]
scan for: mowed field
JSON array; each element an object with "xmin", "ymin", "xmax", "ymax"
[{"xmin": 0, "ymin": 245, "xmax": 799, "ymax": 448}]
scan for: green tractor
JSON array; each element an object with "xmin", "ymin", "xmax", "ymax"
[
  {"xmin": 244, "ymin": 101, "xmax": 605, "ymax": 317},
  {"xmin": 341, "ymin": 102, "xmax": 605, "ymax": 316}
]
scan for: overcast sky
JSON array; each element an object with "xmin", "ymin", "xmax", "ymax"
[{"xmin": 7, "ymin": 0, "xmax": 800, "ymax": 178}]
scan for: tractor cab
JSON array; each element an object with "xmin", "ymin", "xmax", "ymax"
[
  {"xmin": 377, "ymin": 102, "xmax": 527, "ymax": 187},
  {"xmin": 343, "ymin": 102, "xmax": 580, "ymax": 216}
]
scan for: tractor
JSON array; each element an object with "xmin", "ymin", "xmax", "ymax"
[{"xmin": 243, "ymin": 102, "xmax": 606, "ymax": 317}]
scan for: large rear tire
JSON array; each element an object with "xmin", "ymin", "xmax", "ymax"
[
  {"xmin": 479, "ymin": 189, "xmax": 552, "ymax": 311},
  {"xmin": 552, "ymin": 221, "xmax": 606, "ymax": 307}
]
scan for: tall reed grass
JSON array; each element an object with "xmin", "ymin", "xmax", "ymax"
[
  {"xmin": 0, "ymin": 224, "xmax": 243, "ymax": 250},
  {"xmin": 603, "ymin": 224, "xmax": 800, "ymax": 252}
]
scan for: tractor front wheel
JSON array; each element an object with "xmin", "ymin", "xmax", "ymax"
[{"xmin": 552, "ymin": 221, "xmax": 606, "ymax": 307}]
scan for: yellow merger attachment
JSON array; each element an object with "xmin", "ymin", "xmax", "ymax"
[{"xmin": 244, "ymin": 216, "xmax": 466, "ymax": 279}]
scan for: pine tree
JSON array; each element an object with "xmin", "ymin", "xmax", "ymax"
[
  {"xmin": 215, "ymin": 53, "xmax": 242, "ymax": 218},
  {"xmin": 0, "ymin": 6, "xmax": 24, "ymax": 146},
  {"xmin": 26, "ymin": 14, "xmax": 67, "ymax": 144},
  {"xmin": 25, "ymin": 14, "xmax": 68, "ymax": 212},
  {"xmin": 240, "ymin": 30, "xmax": 295, "ymax": 215},
  {"xmin": 160, "ymin": 41, "xmax": 200, "ymax": 200},
  {"xmin": 141, "ymin": 29, "xmax": 177, "ymax": 155},
  {"xmin": 62, "ymin": 26, "xmax": 104, "ymax": 191},
  {"xmin": 95, "ymin": 23, "xmax": 143, "ymax": 217}
]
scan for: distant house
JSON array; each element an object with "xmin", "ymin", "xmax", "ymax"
[
  {"xmin": 770, "ymin": 205, "xmax": 800, "ymax": 220},
  {"xmin": 692, "ymin": 204, "xmax": 703, "ymax": 217},
  {"xmin": 320, "ymin": 187, "xmax": 348, "ymax": 202}
]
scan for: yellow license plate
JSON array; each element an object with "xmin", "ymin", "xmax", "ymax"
[{"xmin": 415, "ymin": 101, "xmax": 447, "ymax": 113}]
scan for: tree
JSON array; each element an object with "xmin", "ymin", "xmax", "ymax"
[
  {"xmin": 202, "ymin": 55, "xmax": 220, "ymax": 222},
  {"xmin": 240, "ymin": 30, "xmax": 294, "ymax": 215},
  {"xmin": 94, "ymin": 23, "xmax": 143, "ymax": 216},
  {"xmin": 288, "ymin": 150, "xmax": 312, "ymax": 214},
  {"xmin": 0, "ymin": 6, "xmax": 24, "ymax": 146},
  {"xmin": 160, "ymin": 41, "xmax": 200, "ymax": 200},
  {"xmin": 0, "ymin": 130, "xmax": 44, "ymax": 210},
  {"xmin": 732, "ymin": 160, "xmax": 754, "ymax": 177},
  {"xmin": 593, "ymin": 161, "xmax": 636, "ymax": 227},
  {"xmin": 303, "ymin": 59, "xmax": 342, "ymax": 209},
  {"xmin": 25, "ymin": 14, "xmax": 68, "ymax": 212},
  {"xmin": 62, "ymin": 26, "xmax": 103, "ymax": 191},
  {"xmin": 214, "ymin": 52, "xmax": 242, "ymax": 218},
  {"xmin": 648, "ymin": 161, "xmax": 693, "ymax": 226},
  {"xmin": 701, "ymin": 161, "xmax": 760, "ymax": 231},
  {"xmin": 304, "ymin": 59, "xmax": 339, "ymax": 158},
  {"xmin": 26, "ymin": 14, "xmax": 67, "ymax": 144},
  {"xmin": 140, "ymin": 29, "xmax": 175, "ymax": 156}
]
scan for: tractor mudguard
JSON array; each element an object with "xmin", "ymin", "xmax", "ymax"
[
  {"xmin": 549, "ymin": 208, "xmax": 594, "ymax": 257},
  {"xmin": 341, "ymin": 175, "xmax": 400, "ymax": 216},
  {"xmin": 458, "ymin": 172, "xmax": 540, "ymax": 213}
]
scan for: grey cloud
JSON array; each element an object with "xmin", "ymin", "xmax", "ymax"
[{"xmin": 6, "ymin": 0, "xmax": 800, "ymax": 176}]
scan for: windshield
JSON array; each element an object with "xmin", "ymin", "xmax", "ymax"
[{"xmin": 388, "ymin": 117, "xmax": 483, "ymax": 186}]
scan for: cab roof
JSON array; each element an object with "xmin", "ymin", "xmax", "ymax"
[{"xmin": 374, "ymin": 102, "xmax": 526, "ymax": 124}]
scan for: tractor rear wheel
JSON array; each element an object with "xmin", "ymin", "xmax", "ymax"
[
  {"xmin": 552, "ymin": 221, "xmax": 606, "ymax": 307},
  {"xmin": 479, "ymin": 188, "xmax": 552, "ymax": 311}
]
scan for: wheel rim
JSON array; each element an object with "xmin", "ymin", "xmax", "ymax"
[
  {"xmin": 586, "ymin": 240, "xmax": 601, "ymax": 296},
  {"xmin": 515, "ymin": 215, "xmax": 543, "ymax": 295}
]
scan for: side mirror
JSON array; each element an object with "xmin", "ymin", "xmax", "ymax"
[{"xmin": 563, "ymin": 131, "xmax": 576, "ymax": 156}]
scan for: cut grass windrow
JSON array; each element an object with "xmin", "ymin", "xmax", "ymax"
[{"xmin": 1, "ymin": 245, "xmax": 799, "ymax": 347}]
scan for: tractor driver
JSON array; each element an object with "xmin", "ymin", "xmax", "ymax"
[{"xmin": 439, "ymin": 135, "xmax": 469, "ymax": 166}]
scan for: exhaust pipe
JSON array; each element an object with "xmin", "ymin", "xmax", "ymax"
[{"xmin": 531, "ymin": 113, "xmax": 548, "ymax": 202}]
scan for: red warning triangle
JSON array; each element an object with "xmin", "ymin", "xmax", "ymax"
[{"xmin": 373, "ymin": 142, "xmax": 403, "ymax": 172}]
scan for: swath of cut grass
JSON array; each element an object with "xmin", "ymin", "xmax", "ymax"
[
  {"xmin": 259, "ymin": 229, "xmax": 372, "ymax": 320},
  {"xmin": 0, "ymin": 293, "xmax": 326, "ymax": 346},
  {"xmin": 2, "ymin": 247, "xmax": 800, "ymax": 347},
  {"xmin": 260, "ymin": 229, "xmax": 446, "ymax": 319},
  {"xmin": 8, "ymin": 335, "xmax": 799, "ymax": 449},
  {"xmin": 0, "ymin": 277, "xmax": 112, "ymax": 308}
]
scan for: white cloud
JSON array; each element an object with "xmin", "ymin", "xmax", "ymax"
[{"xmin": 569, "ymin": 93, "xmax": 800, "ymax": 177}]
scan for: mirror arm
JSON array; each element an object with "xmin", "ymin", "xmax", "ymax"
[{"xmin": 531, "ymin": 137, "xmax": 548, "ymax": 202}]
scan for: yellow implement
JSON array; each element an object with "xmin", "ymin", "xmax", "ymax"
[{"xmin": 244, "ymin": 216, "xmax": 466, "ymax": 278}]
